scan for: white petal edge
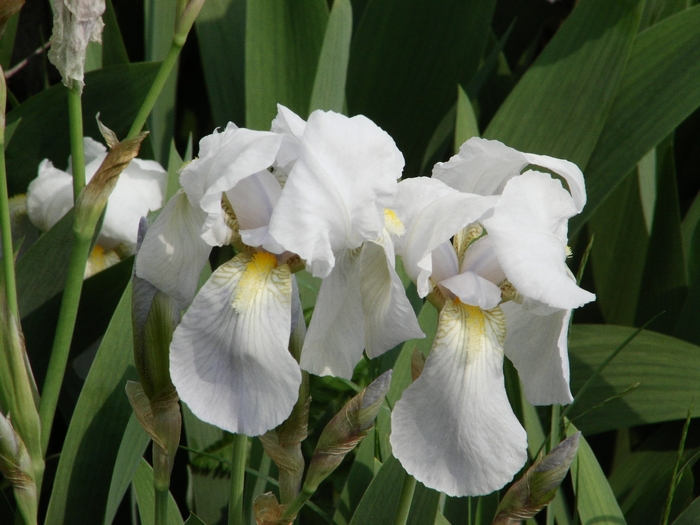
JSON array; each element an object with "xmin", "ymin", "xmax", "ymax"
[
  {"xmin": 391, "ymin": 302, "xmax": 527, "ymax": 496},
  {"xmin": 300, "ymin": 248, "xmax": 365, "ymax": 379},
  {"xmin": 482, "ymin": 171, "xmax": 595, "ymax": 309},
  {"xmin": 170, "ymin": 253, "xmax": 300, "ymax": 436},
  {"xmin": 26, "ymin": 160, "xmax": 74, "ymax": 232},
  {"xmin": 360, "ymin": 236, "xmax": 424, "ymax": 358},
  {"xmin": 269, "ymin": 110, "xmax": 403, "ymax": 278},
  {"xmin": 439, "ymin": 271, "xmax": 502, "ymax": 310},
  {"xmin": 135, "ymin": 191, "xmax": 211, "ymax": 306},
  {"xmin": 502, "ymin": 302, "xmax": 573, "ymax": 405}
]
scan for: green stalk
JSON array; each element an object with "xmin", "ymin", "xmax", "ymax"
[
  {"xmin": 67, "ymin": 82, "xmax": 85, "ymax": 200},
  {"xmin": 38, "ymin": 231, "xmax": 92, "ymax": 454},
  {"xmin": 393, "ymin": 474, "xmax": 417, "ymax": 525},
  {"xmin": 228, "ymin": 433, "xmax": 248, "ymax": 525},
  {"xmin": 280, "ymin": 486, "xmax": 314, "ymax": 521},
  {"xmin": 0, "ymin": 88, "xmax": 17, "ymax": 318},
  {"xmin": 546, "ymin": 404, "xmax": 561, "ymax": 525},
  {"xmin": 155, "ymin": 486, "xmax": 169, "ymax": 525},
  {"xmin": 127, "ymin": 42, "xmax": 181, "ymax": 140}
]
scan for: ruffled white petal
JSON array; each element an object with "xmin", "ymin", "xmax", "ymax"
[
  {"xmin": 393, "ymin": 178, "xmax": 497, "ymax": 296},
  {"xmin": 135, "ymin": 191, "xmax": 211, "ymax": 306},
  {"xmin": 439, "ymin": 271, "xmax": 502, "ymax": 310},
  {"xmin": 179, "ymin": 124, "xmax": 283, "ymax": 246},
  {"xmin": 502, "ymin": 302, "xmax": 573, "ymax": 405},
  {"xmin": 27, "ymin": 160, "xmax": 74, "ymax": 232},
  {"xmin": 170, "ymin": 253, "xmax": 300, "ymax": 436},
  {"xmin": 360, "ymin": 236, "xmax": 424, "ymax": 358},
  {"xmin": 523, "ymin": 152, "xmax": 586, "ymax": 212},
  {"xmin": 271, "ymin": 104, "xmax": 306, "ymax": 176},
  {"xmin": 269, "ymin": 110, "xmax": 403, "ymax": 278},
  {"xmin": 300, "ymin": 248, "xmax": 365, "ymax": 379},
  {"xmin": 482, "ymin": 171, "xmax": 595, "ymax": 309},
  {"xmin": 99, "ymin": 158, "xmax": 166, "ymax": 251},
  {"xmin": 391, "ymin": 302, "xmax": 527, "ymax": 496},
  {"xmin": 433, "ymin": 137, "xmax": 586, "ymax": 211},
  {"xmin": 460, "ymin": 236, "xmax": 506, "ymax": 285},
  {"xmin": 432, "ymin": 137, "xmax": 526, "ymax": 196}
]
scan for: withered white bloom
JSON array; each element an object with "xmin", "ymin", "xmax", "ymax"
[
  {"xmin": 268, "ymin": 110, "xmax": 423, "ymax": 379},
  {"xmin": 26, "ymin": 137, "xmax": 166, "ymax": 276},
  {"xmin": 48, "ymin": 0, "xmax": 106, "ymax": 91},
  {"xmin": 390, "ymin": 138, "xmax": 594, "ymax": 497}
]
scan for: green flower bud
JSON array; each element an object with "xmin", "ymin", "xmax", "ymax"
[
  {"xmin": 0, "ymin": 413, "xmax": 37, "ymax": 525},
  {"xmin": 303, "ymin": 370, "xmax": 392, "ymax": 493},
  {"xmin": 492, "ymin": 432, "xmax": 580, "ymax": 525}
]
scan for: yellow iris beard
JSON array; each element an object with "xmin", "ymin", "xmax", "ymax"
[
  {"xmin": 384, "ymin": 208, "xmax": 405, "ymax": 237},
  {"xmin": 439, "ymin": 300, "xmax": 507, "ymax": 366},
  {"xmin": 232, "ymin": 252, "xmax": 284, "ymax": 313}
]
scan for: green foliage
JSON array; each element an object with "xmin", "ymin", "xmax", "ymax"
[{"xmin": 3, "ymin": 0, "xmax": 700, "ymax": 523}]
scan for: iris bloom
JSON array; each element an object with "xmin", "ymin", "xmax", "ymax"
[
  {"xmin": 27, "ymin": 137, "xmax": 166, "ymax": 276},
  {"xmin": 136, "ymin": 110, "xmax": 300, "ymax": 436},
  {"xmin": 137, "ymin": 106, "xmax": 420, "ymax": 435},
  {"xmin": 390, "ymin": 138, "xmax": 595, "ymax": 497},
  {"xmin": 268, "ymin": 110, "xmax": 423, "ymax": 379}
]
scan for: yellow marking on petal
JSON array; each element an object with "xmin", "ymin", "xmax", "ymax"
[
  {"xmin": 232, "ymin": 252, "xmax": 282, "ymax": 313},
  {"xmin": 435, "ymin": 300, "xmax": 506, "ymax": 367},
  {"xmin": 85, "ymin": 245, "xmax": 121, "ymax": 278},
  {"xmin": 454, "ymin": 222, "xmax": 485, "ymax": 267},
  {"xmin": 566, "ymin": 245, "xmax": 573, "ymax": 258},
  {"xmin": 384, "ymin": 208, "xmax": 405, "ymax": 237}
]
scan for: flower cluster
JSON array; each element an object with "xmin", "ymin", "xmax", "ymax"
[{"xmin": 135, "ymin": 106, "xmax": 594, "ymax": 497}]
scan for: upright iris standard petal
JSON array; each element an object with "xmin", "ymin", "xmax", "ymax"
[
  {"xmin": 179, "ymin": 124, "xmax": 284, "ymax": 247},
  {"xmin": 482, "ymin": 171, "xmax": 595, "ymax": 310},
  {"xmin": 135, "ymin": 191, "xmax": 211, "ymax": 306},
  {"xmin": 502, "ymin": 303, "xmax": 573, "ymax": 405},
  {"xmin": 269, "ymin": 110, "xmax": 404, "ymax": 278},
  {"xmin": 432, "ymin": 137, "xmax": 587, "ymax": 212},
  {"xmin": 391, "ymin": 301, "xmax": 528, "ymax": 497},
  {"xmin": 300, "ymin": 249, "xmax": 365, "ymax": 379},
  {"xmin": 393, "ymin": 178, "xmax": 498, "ymax": 297},
  {"xmin": 170, "ymin": 252, "xmax": 301, "ymax": 436}
]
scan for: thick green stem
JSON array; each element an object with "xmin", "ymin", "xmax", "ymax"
[
  {"xmin": 38, "ymin": 231, "xmax": 92, "ymax": 454},
  {"xmin": 280, "ymin": 486, "xmax": 314, "ymax": 522},
  {"xmin": 546, "ymin": 404, "xmax": 561, "ymax": 525},
  {"xmin": 0, "ymin": 116, "xmax": 17, "ymax": 318},
  {"xmin": 393, "ymin": 473, "xmax": 417, "ymax": 525},
  {"xmin": 127, "ymin": 42, "xmax": 182, "ymax": 140},
  {"xmin": 67, "ymin": 82, "xmax": 85, "ymax": 201},
  {"xmin": 228, "ymin": 433, "xmax": 248, "ymax": 525},
  {"xmin": 155, "ymin": 486, "xmax": 170, "ymax": 525}
]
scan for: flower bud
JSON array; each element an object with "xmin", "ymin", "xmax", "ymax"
[
  {"xmin": 0, "ymin": 413, "xmax": 37, "ymax": 524},
  {"xmin": 303, "ymin": 370, "xmax": 392, "ymax": 492},
  {"xmin": 74, "ymin": 122, "xmax": 148, "ymax": 241},
  {"xmin": 127, "ymin": 218, "xmax": 182, "ymax": 488},
  {"xmin": 492, "ymin": 432, "xmax": 580, "ymax": 525}
]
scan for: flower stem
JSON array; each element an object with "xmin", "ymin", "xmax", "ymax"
[
  {"xmin": 228, "ymin": 433, "xmax": 248, "ymax": 525},
  {"xmin": 546, "ymin": 404, "xmax": 561, "ymax": 525},
  {"xmin": 127, "ymin": 42, "xmax": 181, "ymax": 140},
  {"xmin": 280, "ymin": 486, "xmax": 314, "ymax": 521},
  {"xmin": 38, "ymin": 230, "xmax": 92, "ymax": 454},
  {"xmin": 393, "ymin": 473, "xmax": 416, "ymax": 525},
  {"xmin": 155, "ymin": 486, "xmax": 169, "ymax": 525},
  {"xmin": 0, "ymin": 72, "xmax": 17, "ymax": 317},
  {"xmin": 67, "ymin": 81, "xmax": 85, "ymax": 200}
]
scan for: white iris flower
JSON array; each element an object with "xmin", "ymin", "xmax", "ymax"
[
  {"xmin": 27, "ymin": 137, "xmax": 166, "ymax": 277},
  {"xmin": 390, "ymin": 138, "xmax": 595, "ymax": 497},
  {"xmin": 268, "ymin": 110, "xmax": 423, "ymax": 379},
  {"xmin": 136, "ymin": 109, "xmax": 301, "ymax": 436}
]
